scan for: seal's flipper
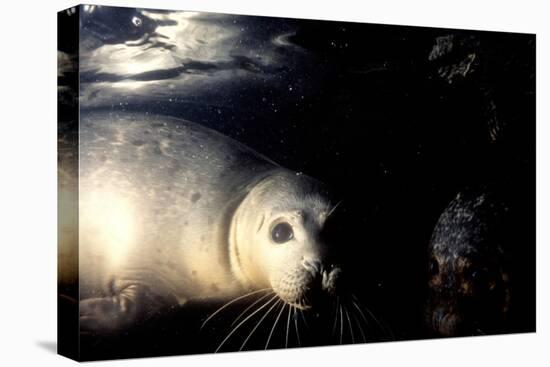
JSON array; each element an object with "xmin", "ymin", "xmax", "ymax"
[{"xmin": 79, "ymin": 284, "xmax": 166, "ymax": 334}]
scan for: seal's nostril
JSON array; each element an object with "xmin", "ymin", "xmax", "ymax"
[
  {"xmin": 301, "ymin": 258, "xmax": 321, "ymax": 276},
  {"xmin": 322, "ymin": 267, "xmax": 341, "ymax": 294}
]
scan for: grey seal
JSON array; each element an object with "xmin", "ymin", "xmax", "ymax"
[
  {"xmin": 425, "ymin": 189, "xmax": 511, "ymax": 336},
  {"xmin": 65, "ymin": 112, "xmax": 342, "ymax": 334}
]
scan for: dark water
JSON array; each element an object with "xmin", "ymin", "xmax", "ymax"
[{"xmin": 58, "ymin": 5, "xmax": 535, "ymax": 361}]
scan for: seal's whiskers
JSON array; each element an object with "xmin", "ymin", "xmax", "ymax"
[
  {"xmin": 327, "ymin": 200, "xmax": 343, "ymax": 218},
  {"xmin": 343, "ymin": 304, "xmax": 355, "ymax": 343},
  {"xmin": 339, "ymin": 302, "xmax": 344, "ymax": 344},
  {"xmin": 299, "ymin": 308, "xmax": 309, "ymax": 329},
  {"xmin": 201, "ymin": 288, "xmax": 272, "ymax": 330},
  {"xmin": 332, "ymin": 296, "xmax": 340, "ymax": 336},
  {"xmin": 265, "ymin": 302, "xmax": 287, "ymax": 349},
  {"xmin": 351, "ymin": 313, "xmax": 367, "ymax": 343},
  {"xmin": 231, "ymin": 291, "xmax": 275, "ymax": 327},
  {"xmin": 351, "ymin": 309, "xmax": 367, "ymax": 343},
  {"xmin": 239, "ymin": 298, "xmax": 282, "ymax": 351},
  {"xmin": 293, "ymin": 306, "xmax": 301, "ymax": 347},
  {"xmin": 215, "ymin": 294, "xmax": 278, "ymax": 352},
  {"xmin": 351, "ymin": 294, "xmax": 394, "ymax": 339},
  {"xmin": 285, "ymin": 304, "xmax": 292, "ymax": 348},
  {"xmin": 351, "ymin": 299, "xmax": 370, "ymax": 328}
]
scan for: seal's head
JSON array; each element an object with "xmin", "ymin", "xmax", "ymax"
[
  {"xmin": 230, "ymin": 170, "xmax": 342, "ymax": 309},
  {"xmin": 426, "ymin": 191, "xmax": 510, "ymax": 336}
]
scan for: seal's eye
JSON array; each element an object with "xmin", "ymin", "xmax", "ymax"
[{"xmin": 271, "ymin": 222, "xmax": 294, "ymax": 244}]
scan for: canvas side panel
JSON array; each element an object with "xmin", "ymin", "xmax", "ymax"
[{"xmin": 58, "ymin": 6, "xmax": 80, "ymax": 361}]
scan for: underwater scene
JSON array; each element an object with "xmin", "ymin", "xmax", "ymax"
[{"xmin": 58, "ymin": 5, "xmax": 535, "ymax": 361}]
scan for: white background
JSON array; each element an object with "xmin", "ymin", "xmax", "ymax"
[{"xmin": 0, "ymin": 0, "xmax": 547, "ymax": 365}]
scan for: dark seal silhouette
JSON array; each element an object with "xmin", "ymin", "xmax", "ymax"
[{"xmin": 425, "ymin": 188, "xmax": 513, "ymax": 336}]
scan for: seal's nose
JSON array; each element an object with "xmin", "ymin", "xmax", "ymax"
[
  {"xmin": 301, "ymin": 257, "xmax": 322, "ymax": 276},
  {"xmin": 322, "ymin": 267, "xmax": 341, "ymax": 294}
]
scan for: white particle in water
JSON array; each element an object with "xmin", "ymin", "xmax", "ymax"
[{"xmin": 132, "ymin": 16, "xmax": 142, "ymax": 27}]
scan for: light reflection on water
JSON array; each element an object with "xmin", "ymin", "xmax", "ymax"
[{"xmin": 77, "ymin": 6, "xmax": 314, "ymax": 116}]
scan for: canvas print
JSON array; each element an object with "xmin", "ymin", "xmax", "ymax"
[{"xmin": 58, "ymin": 4, "xmax": 535, "ymax": 361}]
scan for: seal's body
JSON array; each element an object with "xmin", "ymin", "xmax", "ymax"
[
  {"xmin": 425, "ymin": 189, "xmax": 511, "ymax": 336},
  {"xmin": 74, "ymin": 112, "xmax": 341, "ymax": 333}
]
